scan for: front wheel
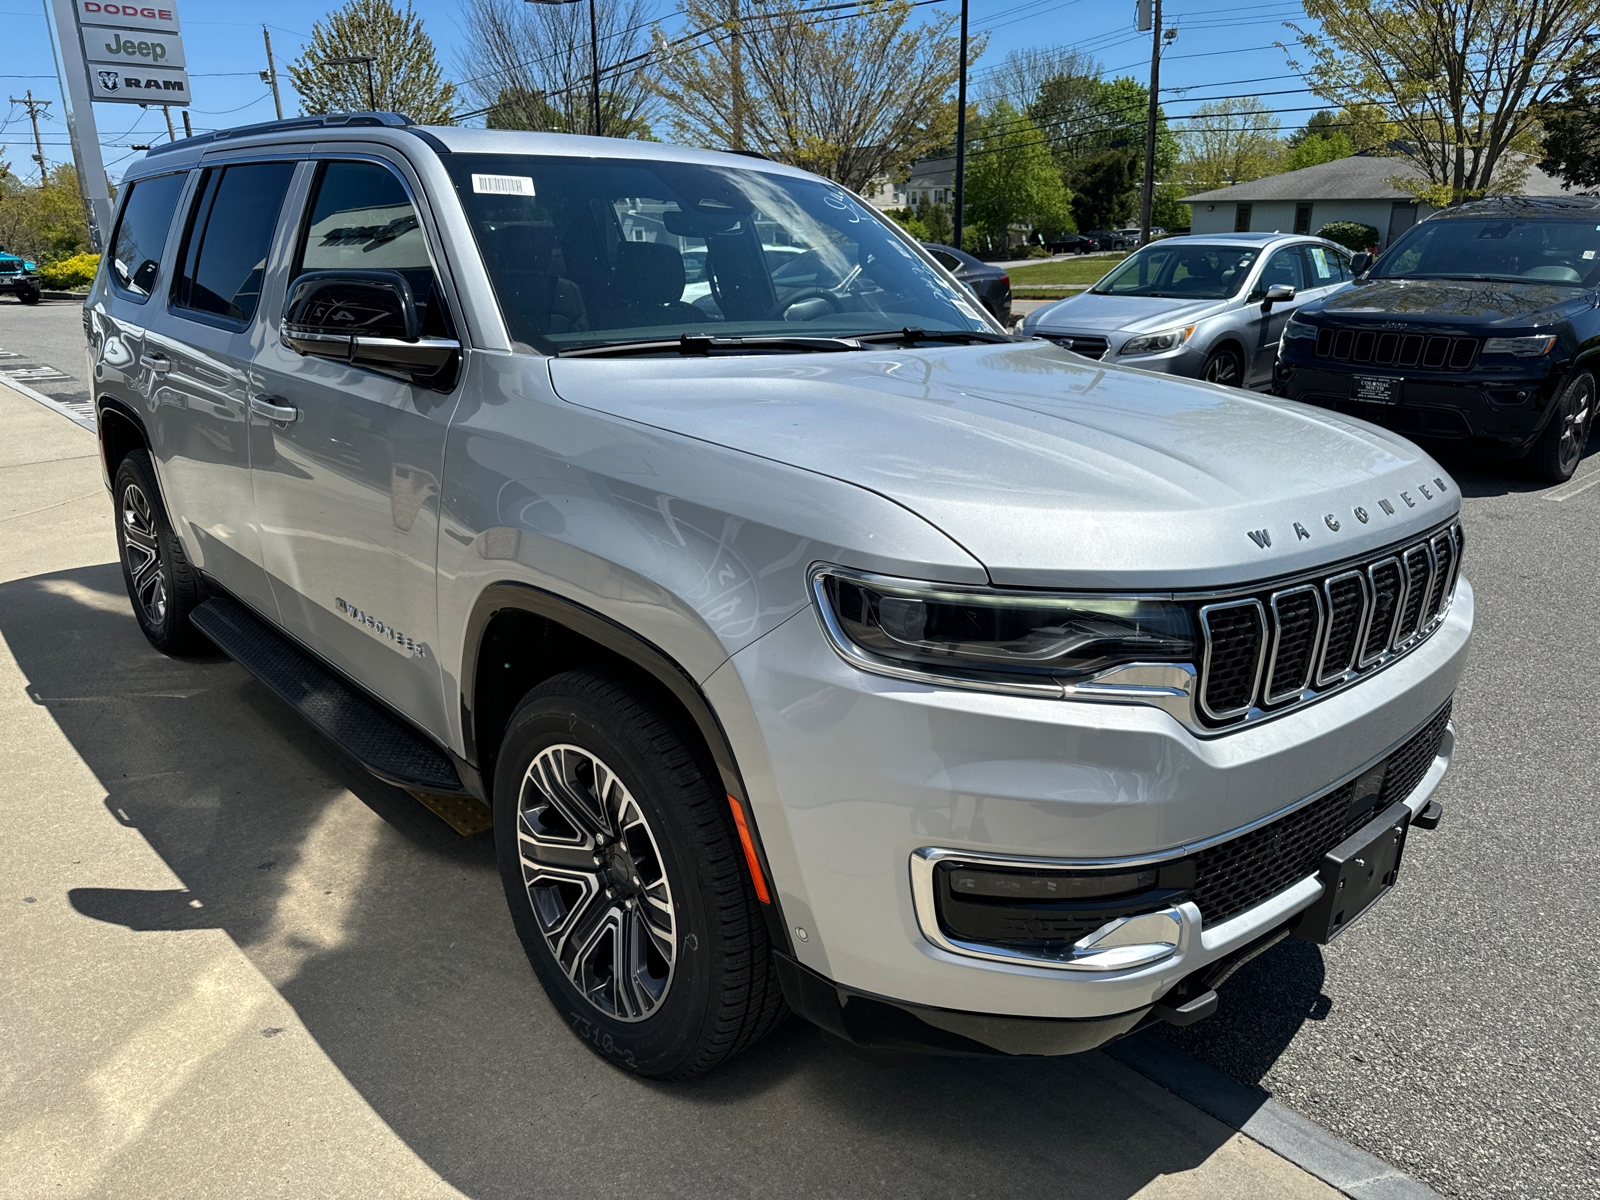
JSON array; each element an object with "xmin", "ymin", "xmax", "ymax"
[
  {"xmin": 494, "ymin": 670, "xmax": 786, "ymax": 1078},
  {"xmin": 1530, "ymin": 369, "xmax": 1594, "ymax": 483},
  {"xmin": 1201, "ymin": 345, "xmax": 1244, "ymax": 388},
  {"xmin": 18, "ymin": 285, "xmax": 40, "ymax": 305}
]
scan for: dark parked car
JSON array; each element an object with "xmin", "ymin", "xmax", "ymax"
[
  {"xmin": 1277, "ymin": 196, "xmax": 1600, "ymax": 481},
  {"xmin": 1081, "ymin": 229, "xmax": 1133, "ymax": 252},
  {"xmin": 1045, "ymin": 233, "xmax": 1096, "ymax": 255},
  {"xmin": 921, "ymin": 242, "xmax": 1011, "ymax": 327}
]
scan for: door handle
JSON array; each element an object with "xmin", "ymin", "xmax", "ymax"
[
  {"xmin": 139, "ymin": 353, "xmax": 170, "ymax": 373},
  {"xmin": 250, "ymin": 395, "xmax": 300, "ymax": 422}
]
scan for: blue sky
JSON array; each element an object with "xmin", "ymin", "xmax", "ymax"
[{"xmin": 0, "ymin": 0, "xmax": 1322, "ymax": 185}]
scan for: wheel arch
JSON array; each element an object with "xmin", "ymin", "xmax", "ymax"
[
  {"xmin": 96, "ymin": 395, "xmax": 150, "ymax": 488},
  {"xmin": 461, "ymin": 582, "xmax": 788, "ymax": 943}
]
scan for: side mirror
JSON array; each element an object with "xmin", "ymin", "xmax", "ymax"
[
  {"xmin": 1261, "ymin": 283, "xmax": 1296, "ymax": 310},
  {"xmin": 282, "ymin": 269, "xmax": 458, "ymax": 383},
  {"xmin": 1349, "ymin": 252, "xmax": 1372, "ymax": 275}
]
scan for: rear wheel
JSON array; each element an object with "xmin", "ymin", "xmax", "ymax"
[
  {"xmin": 18, "ymin": 284, "xmax": 40, "ymax": 305},
  {"xmin": 1202, "ymin": 345, "xmax": 1244, "ymax": 388},
  {"xmin": 113, "ymin": 450, "xmax": 207, "ymax": 655},
  {"xmin": 494, "ymin": 670, "xmax": 786, "ymax": 1078},
  {"xmin": 1531, "ymin": 369, "xmax": 1594, "ymax": 483}
]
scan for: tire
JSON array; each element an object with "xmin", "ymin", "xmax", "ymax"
[
  {"xmin": 1202, "ymin": 345, "xmax": 1244, "ymax": 388},
  {"xmin": 1530, "ymin": 368, "xmax": 1594, "ymax": 483},
  {"xmin": 112, "ymin": 450, "xmax": 207, "ymax": 655},
  {"xmin": 494, "ymin": 670, "xmax": 786, "ymax": 1079},
  {"xmin": 19, "ymin": 286, "xmax": 40, "ymax": 305}
]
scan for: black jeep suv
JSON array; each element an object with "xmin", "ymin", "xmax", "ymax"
[{"xmin": 1276, "ymin": 196, "xmax": 1600, "ymax": 481}]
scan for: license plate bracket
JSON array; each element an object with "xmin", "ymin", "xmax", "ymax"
[
  {"xmin": 1293, "ymin": 800, "xmax": 1412, "ymax": 944},
  {"xmin": 1352, "ymin": 374, "xmax": 1402, "ymax": 404}
]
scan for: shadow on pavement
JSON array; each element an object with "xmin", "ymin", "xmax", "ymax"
[
  {"xmin": 4, "ymin": 562, "xmax": 1319, "ymax": 1199},
  {"xmin": 1427, "ymin": 434, "xmax": 1598, "ymax": 499}
]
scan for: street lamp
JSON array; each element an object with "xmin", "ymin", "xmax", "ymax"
[
  {"xmin": 527, "ymin": 0, "xmax": 602, "ymax": 138},
  {"xmin": 324, "ymin": 54, "xmax": 378, "ymax": 111}
]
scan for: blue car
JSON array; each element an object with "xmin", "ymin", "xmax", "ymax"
[{"xmin": 0, "ymin": 247, "xmax": 41, "ymax": 304}]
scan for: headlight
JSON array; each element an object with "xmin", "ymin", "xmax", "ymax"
[
  {"xmin": 1282, "ymin": 313, "xmax": 1316, "ymax": 340},
  {"xmin": 1482, "ymin": 335, "xmax": 1557, "ymax": 357},
  {"xmin": 812, "ymin": 567, "xmax": 1196, "ymax": 696},
  {"xmin": 1119, "ymin": 325, "xmax": 1195, "ymax": 356}
]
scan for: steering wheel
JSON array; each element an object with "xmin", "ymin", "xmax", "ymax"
[{"xmin": 769, "ymin": 287, "xmax": 845, "ymax": 320}]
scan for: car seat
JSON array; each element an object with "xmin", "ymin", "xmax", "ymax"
[{"xmin": 612, "ymin": 241, "xmax": 709, "ymax": 326}]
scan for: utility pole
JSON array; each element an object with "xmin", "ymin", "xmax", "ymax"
[
  {"xmin": 182, "ymin": 109, "xmax": 193, "ymax": 137},
  {"xmin": 588, "ymin": 0, "xmax": 601, "ymax": 136},
  {"xmin": 262, "ymin": 26, "xmax": 284, "ymax": 120},
  {"xmin": 162, "ymin": 105, "xmax": 176, "ymax": 141},
  {"xmin": 10, "ymin": 90, "xmax": 50, "ymax": 181},
  {"xmin": 952, "ymin": 0, "xmax": 968, "ymax": 252},
  {"xmin": 729, "ymin": 0, "xmax": 744, "ymax": 150},
  {"xmin": 1138, "ymin": 0, "xmax": 1174, "ymax": 247}
]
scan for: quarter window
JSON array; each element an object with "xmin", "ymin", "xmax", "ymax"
[
  {"xmin": 1302, "ymin": 245, "xmax": 1344, "ymax": 286},
  {"xmin": 171, "ymin": 162, "xmax": 295, "ymax": 324},
  {"xmin": 108, "ymin": 171, "xmax": 187, "ymax": 298}
]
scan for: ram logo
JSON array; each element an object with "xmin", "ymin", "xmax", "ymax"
[{"xmin": 97, "ymin": 70, "xmax": 120, "ymax": 92}]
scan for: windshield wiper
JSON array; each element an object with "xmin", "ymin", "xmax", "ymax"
[
  {"xmin": 851, "ymin": 327, "xmax": 1016, "ymax": 347},
  {"xmin": 559, "ymin": 333, "xmax": 861, "ymax": 358}
]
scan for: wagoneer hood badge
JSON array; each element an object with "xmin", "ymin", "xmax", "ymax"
[{"xmin": 549, "ymin": 340, "xmax": 1460, "ymax": 590}]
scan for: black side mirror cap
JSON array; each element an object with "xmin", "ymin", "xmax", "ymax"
[
  {"xmin": 281, "ymin": 268, "xmax": 458, "ymax": 386},
  {"xmin": 1350, "ymin": 252, "xmax": 1372, "ymax": 275}
]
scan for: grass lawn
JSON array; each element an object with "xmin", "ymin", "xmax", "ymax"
[{"xmin": 1005, "ymin": 254, "xmax": 1127, "ymax": 287}]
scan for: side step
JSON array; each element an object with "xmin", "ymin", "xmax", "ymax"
[{"xmin": 191, "ymin": 596, "xmax": 467, "ymax": 795}]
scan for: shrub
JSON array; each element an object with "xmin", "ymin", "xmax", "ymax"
[
  {"xmin": 1315, "ymin": 222, "xmax": 1380, "ymax": 253},
  {"xmin": 38, "ymin": 252, "xmax": 99, "ymax": 290},
  {"xmin": 1025, "ymin": 244, "xmax": 1051, "ymax": 258}
]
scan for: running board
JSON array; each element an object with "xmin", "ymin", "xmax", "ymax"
[{"xmin": 191, "ymin": 596, "xmax": 467, "ymax": 795}]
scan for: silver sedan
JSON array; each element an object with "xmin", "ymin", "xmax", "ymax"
[{"xmin": 1020, "ymin": 233, "xmax": 1355, "ymax": 388}]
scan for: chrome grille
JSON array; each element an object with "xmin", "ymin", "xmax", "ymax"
[
  {"xmin": 1313, "ymin": 326, "xmax": 1479, "ymax": 371},
  {"xmin": 1046, "ymin": 334, "xmax": 1109, "ymax": 360},
  {"xmin": 1197, "ymin": 523, "xmax": 1461, "ymax": 726}
]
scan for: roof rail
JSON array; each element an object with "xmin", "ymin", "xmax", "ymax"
[{"xmin": 144, "ymin": 112, "xmax": 414, "ymax": 158}]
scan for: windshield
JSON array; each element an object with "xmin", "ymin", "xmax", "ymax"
[
  {"xmin": 1374, "ymin": 218, "xmax": 1600, "ymax": 286},
  {"xmin": 445, "ymin": 154, "xmax": 992, "ymax": 353},
  {"xmin": 1091, "ymin": 243, "xmax": 1260, "ymax": 299}
]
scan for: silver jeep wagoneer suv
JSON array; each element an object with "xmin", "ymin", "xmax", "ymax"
[{"xmin": 86, "ymin": 114, "xmax": 1471, "ymax": 1078}]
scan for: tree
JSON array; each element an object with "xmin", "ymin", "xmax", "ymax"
[
  {"xmin": 1285, "ymin": 130, "xmax": 1354, "ymax": 170},
  {"xmin": 652, "ymin": 0, "xmax": 980, "ymax": 191},
  {"xmin": 1288, "ymin": 109, "xmax": 1340, "ymax": 148},
  {"xmin": 987, "ymin": 45, "xmax": 1100, "ymax": 115},
  {"xmin": 0, "ymin": 164, "xmax": 97, "ymax": 263},
  {"xmin": 1070, "ymin": 148, "xmax": 1137, "ymax": 230},
  {"xmin": 1150, "ymin": 181, "xmax": 1188, "ymax": 230},
  {"xmin": 458, "ymin": 0, "xmax": 656, "ymax": 138},
  {"xmin": 288, "ymin": 0, "xmax": 455, "ymax": 123},
  {"xmin": 1539, "ymin": 74, "xmax": 1600, "ymax": 189},
  {"xmin": 1180, "ymin": 97, "xmax": 1283, "ymax": 191},
  {"xmin": 1288, "ymin": 0, "xmax": 1600, "ymax": 205},
  {"xmin": 963, "ymin": 103, "xmax": 1073, "ymax": 246}
]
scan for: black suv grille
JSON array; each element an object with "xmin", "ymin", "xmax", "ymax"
[
  {"xmin": 1188, "ymin": 700, "xmax": 1452, "ymax": 927},
  {"xmin": 1199, "ymin": 522, "xmax": 1461, "ymax": 725},
  {"xmin": 1313, "ymin": 326, "xmax": 1478, "ymax": 371}
]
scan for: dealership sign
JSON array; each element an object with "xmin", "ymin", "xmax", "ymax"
[{"xmin": 74, "ymin": 0, "xmax": 189, "ymax": 105}]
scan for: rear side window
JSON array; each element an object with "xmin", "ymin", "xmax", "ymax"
[
  {"xmin": 171, "ymin": 162, "xmax": 295, "ymax": 324},
  {"xmin": 109, "ymin": 171, "xmax": 187, "ymax": 298}
]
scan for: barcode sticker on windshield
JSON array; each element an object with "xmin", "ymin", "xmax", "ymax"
[{"xmin": 472, "ymin": 174, "xmax": 535, "ymax": 197}]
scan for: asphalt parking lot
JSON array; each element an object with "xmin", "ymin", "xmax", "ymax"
[{"xmin": 1, "ymin": 295, "xmax": 1596, "ymax": 1199}]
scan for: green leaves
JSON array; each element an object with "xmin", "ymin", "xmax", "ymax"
[{"xmin": 286, "ymin": 0, "xmax": 456, "ymax": 125}]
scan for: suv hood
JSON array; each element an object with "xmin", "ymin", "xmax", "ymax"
[
  {"xmin": 1314, "ymin": 276, "xmax": 1590, "ymax": 326},
  {"xmin": 1029, "ymin": 293, "xmax": 1227, "ymax": 335},
  {"xmin": 548, "ymin": 341, "xmax": 1458, "ymax": 589}
]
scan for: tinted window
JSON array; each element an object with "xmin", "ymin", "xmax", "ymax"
[
  {"xmin": 446, "ymin": 153, "xmax": 989, "ymax": 353},
  {"xmin": 295, "ymin": 160, "xmax": 448, "ymax": 337},
  {"xmin": 1258, "ymin": 246, "xmax": 1306, "ymax": 293},
  {"xmin": 1375, "ymin": 217, "xmax": 1600, "ymax": 286},
  {"xmin": 1092, "ymin": 243, "xmax": 1260, "ymax": 299},
  {"xmin": 109, "ymin": 171, "xmax": 187, "ymax": 298},
  {"xmin": 172, "ymin": 162, "xmax": 294, "ymax": 323}
]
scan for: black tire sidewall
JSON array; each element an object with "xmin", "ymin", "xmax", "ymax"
[
  {"xmin": 1533, "ymin": 369, "xmax": 1592, "ymax": 483},
  {"xmin": 113, "ymin": 450, "xmax": 199, "ymax": 653},
  {"xmin": 493, "ymin": 680, "xmax": 725, "ymax": 1078}
]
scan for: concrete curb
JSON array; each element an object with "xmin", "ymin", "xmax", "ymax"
[
  {"xmin": 1106, "ymin": 1034, "xmax": 1444, "ymax": 1200},
  {"xmin": 0, "ymin": 372, "xmax": 96, "ymax": 432}
]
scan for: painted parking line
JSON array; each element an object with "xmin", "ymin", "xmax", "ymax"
[{"xmin": 1545, "ymin": 471, "xmax": 1600, "ymax": 502}]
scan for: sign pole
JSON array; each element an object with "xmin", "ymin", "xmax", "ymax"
[{"xmin": 44, "ymin": 0, "xmax": 114, "ymax": 250}]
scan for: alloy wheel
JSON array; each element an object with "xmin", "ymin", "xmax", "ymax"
[
  {"xmin": 1204, "ymin": 352, "xmax": 1240, "ymax": 386},
  {"xmin": 1559, "ymin": 374, "xmax": 1594, "ymax": 476},
  {"xmin": 517, "ymin": 744, "xmax": 676, "ymax": 1021},
  {"xmin": 120, "ymin": 481, "xmax": 167, "ymax": 626}
]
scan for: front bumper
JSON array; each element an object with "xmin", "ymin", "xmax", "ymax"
[
  {"xmin": 703, "ymin": 576, "xmax": 1471, "ymax": 1024},
  {"xmin": 1280, "ymin": 359, "xmax": 1564, "ymax": 447},
  {"xmin": 0, "ymin": 274, "xmax": 40, "ymax": 292}
]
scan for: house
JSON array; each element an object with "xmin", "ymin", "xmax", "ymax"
[
  {"xmin": 1181, "ymin": 153, "xmax": 1572, "ymax": 249},
  {"xmin": 861, "ymin": 156, "xmax": 957, "ymax": 214}
]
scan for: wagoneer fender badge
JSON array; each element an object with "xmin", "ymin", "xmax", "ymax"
[{"xmin": 1246, "ymin": 477, "xmax": 1452, "ymax": 549}]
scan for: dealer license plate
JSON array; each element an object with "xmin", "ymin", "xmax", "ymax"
[
  {"xmin": 1293, "ymin": 801, "xmax": 1412, "ymax": 944},
  {"xmin": 1352, "ymin": 375, "xmax": 1402, "ymax": 404}
]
